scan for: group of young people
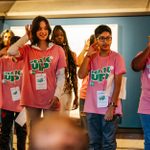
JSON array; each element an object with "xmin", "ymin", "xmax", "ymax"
[{"xmin": 0, "ymin": 15, "xmax": 149, "ymax": 150}]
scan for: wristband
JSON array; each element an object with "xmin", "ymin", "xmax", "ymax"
[{"xmin": 108, "ymin": 102, "xmax": 117, "ymax": 108}]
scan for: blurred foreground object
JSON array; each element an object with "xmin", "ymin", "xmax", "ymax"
[{"xmin": 30, "ymin": 113, "xmax": 88, "ymax": 150}]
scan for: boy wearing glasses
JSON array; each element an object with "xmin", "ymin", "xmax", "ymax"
[{"xmin": 78, "ymin": 25, "xmax": 126, "ymax": 150}]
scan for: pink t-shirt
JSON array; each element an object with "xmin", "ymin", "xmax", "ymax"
[
  {"xmin": 17, "ymin": 44, "xmax": 66, "ymax": 109},
  {"xmin": 0, "ymin": 56, "xmax": 23, "ymax": 112},
  {"xmin": 84, "ymin": 51, "xmax": 126, "ymax": 115},
  {"xmin": 138, "ymin": 56, "xmax": 150, "ymax": 114}
]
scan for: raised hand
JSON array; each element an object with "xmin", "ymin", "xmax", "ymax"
[{"xmin": 25, "ymin": 24, "xmax": 32, "ymax": 42}]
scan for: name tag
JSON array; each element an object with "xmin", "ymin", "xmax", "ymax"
[
  {"xmin": 97, "ymin": 91, "xmax": 108, "ymax": 108},
  {"xmin": 36, "ymin": 73, "xmax": 47, "ymax": 90},
  {"xmin": 10, "ymin": 87, "xmax": 20, "ymax": 101}
]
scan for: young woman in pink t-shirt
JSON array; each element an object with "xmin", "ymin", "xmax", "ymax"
[
  {"xmin": 78, "ymin": 25, "xmax": 126, "ymax": 149},
  {"xmin": 0, "ymin": 35, "xmax": 27, "ymax": 150},
  {"xmin": 7, "ymin": 16, "xmax": 66, "ymax": 148},
  {"xmin": 131, "ymin": 41, "xmax": 150, "ymax": 150},
  {"xmin": 51, "ymin": 25, "xmax": 78, "ymax": 115}
]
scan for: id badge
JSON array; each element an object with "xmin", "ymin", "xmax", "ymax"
[
  {"xmin": 36, "ymin": 73, "xmax": 47, "ymax": 90},
  {"xmin": 10, "ymin": 86, "xmax": 20, "ymax": 101},
  {"xmin": 97, "ymin": 91, "xmax": 108, "ymax": 108}
]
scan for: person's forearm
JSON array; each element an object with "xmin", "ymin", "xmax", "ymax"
[
  {"xmin": 131, "ymin": 47, "xmax": 150, "ymax": 71},
  {"xmin": 77, "ymin": 49, "xmax": 87, "ymax": 66},
  {"xmin": 7, "ymin": 34, "xmax": 28, "ymax": 56},
  {"xmin": 78, "ymin": 55, "xmax": 90, "ymax": 79},
  {"xmin": 111, "ymin": 74, "xmax": 122, "ymax": 106}
]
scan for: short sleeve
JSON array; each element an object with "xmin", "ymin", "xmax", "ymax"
[{"xmin": 114, "ymin": 54, "xmax": 126, "ymax": 75}]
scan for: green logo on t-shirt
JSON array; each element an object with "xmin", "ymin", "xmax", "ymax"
[
  {"xmin": 91, "ymin": 66, "xmax": 111, "ymax": 82},
  {"xmin": 4, "ymin": 70, "xmax": 22, "ymax": 82},
  {"xmin": 30, "ymin": 56, "xmax": 53, "ymax": 72}
]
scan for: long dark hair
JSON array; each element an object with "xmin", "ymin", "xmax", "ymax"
[
  {"xmin": 31, "ymin": 16, "xmax": 51, "ymax": 45},
  {"xmin": 51, "ymin": 25, "xmax": 77, "ymax": 91}
]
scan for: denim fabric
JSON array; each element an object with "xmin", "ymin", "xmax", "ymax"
[
  {"xmin": 0, "ymin": 109, "xmax": 27, "ymax": 150},
  {"xmin": 140, "ymin": 114, "xmax": 150, "ymax": 150},
  {"xmin": 86, "ymin": 113, "xmax": 119, "ymax": 150}
]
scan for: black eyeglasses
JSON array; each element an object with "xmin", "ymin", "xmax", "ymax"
[{"xmin": 97, "ymin": 36, "xmax": 112, "ymax": 42}]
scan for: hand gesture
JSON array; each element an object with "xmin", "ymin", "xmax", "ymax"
[
  {"xmin": 83, "ymin": 39, "xmax": 90, "ymax": 52},
  {"xmin": 86, "ymin": 42, "xmax": 100, "ymax": 59},
  {"xmin": 25, "ymin": 24, "xmax": 32, "ymax": 42}
]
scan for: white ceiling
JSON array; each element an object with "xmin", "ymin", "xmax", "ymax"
[{"xmin": 0, "ymin": 0, "xmax": 150, "ymax": 19}]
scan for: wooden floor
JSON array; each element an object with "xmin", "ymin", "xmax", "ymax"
[{"xmin": 116, "ymin": 130, "xmax": 144, "ymax": 150}]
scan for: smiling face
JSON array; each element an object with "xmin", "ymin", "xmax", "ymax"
[{"xmin": 36, "ymin": 21, "xmax": 49, "ymax": 42}]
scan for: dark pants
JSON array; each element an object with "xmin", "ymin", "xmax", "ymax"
[
  {"xmin": 86, "ymin": 113, "xmax": 120, "ymax": 150},
  {"xmin": 0, "ymin": 109, "xmax": 27, "ymax": 150},
  {"xmin": 79, "ymin": 98, "xmax": 88, "ymax": 130}
]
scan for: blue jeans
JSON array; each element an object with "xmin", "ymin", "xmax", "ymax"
[
  {"xmin": 86, "ymin": 113, "xmax": 120, "ymax": 150},
  {"xmin": 140, "ymin": 114, "xmax": 150, "ymax": 150}
]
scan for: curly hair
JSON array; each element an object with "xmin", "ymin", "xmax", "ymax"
[{"xmin": 51, "ymin": 25, "xmax": 77, "ymax": 93}]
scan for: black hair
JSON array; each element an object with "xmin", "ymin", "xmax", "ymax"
[
  {"xmin": 51, "ymin": 25, "xmax": 77, "ymax": 93},
  {"xmin": 90, "ymin": 34, "xmax": 95, "ymax": 45},
  {"xmin": 10, "ymin": 36, "xmax": 20, "ymax": 45},
  {"xmin": 31, "ymin": 16, "xmax": 51, "ymax": 45},
  {"xmin": 95, "ymin": 25, "xmax": 112, "ymax": 38},
  {"xmin": 51, "ymin": 25, "xmax": 69, "ymax": 46}
]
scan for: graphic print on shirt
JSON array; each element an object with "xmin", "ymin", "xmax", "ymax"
[
  {"xmin": 3, "ymin": 70, "xmax": 22, "ymax": 82},
  {"xmin": 30, "ymin": 56, "xmax": 53, "ymax": 73},
  {"xmin": 90, "ymin": 66, "xmax": 112, "ymax": 86}
]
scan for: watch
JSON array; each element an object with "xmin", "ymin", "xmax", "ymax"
[{"xmin": 108, "ymin": 102, "xmax": 117, "ymax": 108}]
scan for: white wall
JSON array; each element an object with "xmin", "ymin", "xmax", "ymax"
[{"xmin": 11, "ymin": 24, "xmax": 118, "ymax": 56}]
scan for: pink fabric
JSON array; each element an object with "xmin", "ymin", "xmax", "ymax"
[
  {"xmin": 84, "ymin": 51, "xmax": 126, "ymax": 115},
  {"xmin": 17, "ymin": 44, "xmax": 66, "ymax": 109},
  {"xmin": 138, "ymin": 57, "xmax": 150, "ymax": 114},
  {"xmin": 79, "ymin": 75, "xmax": 89, "ymax": 99},
  {"xmin": 0, "ymin": 56, "xmax": 23, "ymax": 112}
]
